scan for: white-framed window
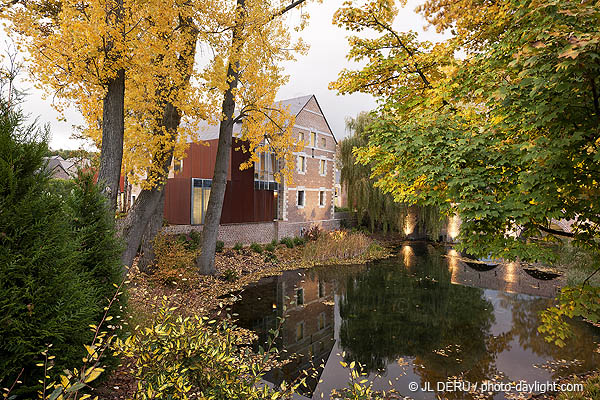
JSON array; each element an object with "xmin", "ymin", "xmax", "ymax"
[
  {"xmin": 319, "ymin": 159, "xmax": 326, "ymax": 176},
  {"xmin": 335, "ymin": 187, "xmax": 339, "ymax": 197},
  {"xmin": 299, "ymin": 131, "xmax": 306, "ymax": 145},
  {"xmin": 191, "ymin": 178, "xmax": 212, "ymax": 224},
  {"xmin": 297, "ymin": 189, "xmax": 305, "ymax": 208},
  {"xmin": 311, "ymin": 131, "xmax": 317, "ymax": 147},
  {"xmin": 319, "ymin": 190, "xmax": 325, "ymax": 207},
  {"xmin": 321, "ymin": 137, "xmax": 326, "ymax": 148},
  {"xmin": 297, "ymin": 155, "xmax": 306, "ymax": 173},
  {"xmin": 318, "ymin": 280, "xmax": 325, "ymax": 298}
]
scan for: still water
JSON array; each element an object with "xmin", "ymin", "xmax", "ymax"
[{"xmin": 230, "ymin": 242, "xmax": 600, "ymax": 399}]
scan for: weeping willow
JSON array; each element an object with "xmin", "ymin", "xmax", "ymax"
[{"xmin": 340, "ymin": 112, "xmax": 443, "ymax": 236}]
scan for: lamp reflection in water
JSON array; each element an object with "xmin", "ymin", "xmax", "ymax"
[
  {"xmin": 504, "ymin": 261, "xmax": 517, "ymax": 292},
  {"xmin": 447, "ymin": 249, "xmax": 459, "ymax": 283},
  {"xmin": 402, "ymin": 245, "xmax": 414, "ymax": 268}
]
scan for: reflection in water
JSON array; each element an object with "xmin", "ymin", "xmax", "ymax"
[{"xmin": 231, "ymin": 243, "xmax": 600, "ymax": 399}]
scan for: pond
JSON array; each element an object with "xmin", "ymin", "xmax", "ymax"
[{"xmin": 230, "ymin": 242, "xmax": 600, "ymax": 399}]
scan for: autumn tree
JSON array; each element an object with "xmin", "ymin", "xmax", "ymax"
[
  {"xmin": 5, "ymin": 0, "xmax": 319, "ymax": 273},
  {"xmin": 331, "ymin": 0, "xmax": 600, "ymax": 343},
  {"xmin": 195, "ymin": 0, "xmax": 320, "ymax": 274}
]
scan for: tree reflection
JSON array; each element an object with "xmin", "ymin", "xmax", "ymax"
[
  {"xmin": 500, "ymin": 292, "xmax": 600, "ymax": 378},
  {"xmin": 338, "ymin": 244, "xmax": 499, "ymax": 381}
]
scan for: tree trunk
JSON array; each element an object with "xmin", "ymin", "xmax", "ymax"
[
  {"xmin": 97, "ymin": 69, "xmax": 125, "ymax": 211},
  {"xmin": 137, "ymin": 190, "xmax": 165, "ymax": 273},
  {"xmin": 117, "ymin": 18, "xmax": 198, "ymax": 269},
  {"xmin": 197, "ymin": 0, "xmax": 245, "ymax": 275},
  {"xmin": 119, "ymin": 102, "xmax": 180, "ymax": 268}
]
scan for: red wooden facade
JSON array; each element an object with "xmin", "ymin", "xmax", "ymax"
[{"xmin": 163, "ymin": 139, "xmax": 276, "ymax": 225}]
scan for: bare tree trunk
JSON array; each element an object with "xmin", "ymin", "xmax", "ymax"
[
  {"xmin": 97, "ymin": 69, "xmax": 125, "ymax": 212},
  {"xmin": 137, "ymin": 190, "xmax": 166, "ymax": 273},
  {"xmin": 119, "ymin": 102, "xmax": 180, "ymax": 268},
  {"xmin": 197, "ymin": 0, "xmax": 245, "ymax": 275}
]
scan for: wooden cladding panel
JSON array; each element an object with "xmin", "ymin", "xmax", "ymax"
[{"xmin": 164, "ymin": 177, "xmax": 191, "ymax": 225}]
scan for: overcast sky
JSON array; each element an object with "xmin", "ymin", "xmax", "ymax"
[{"xmin": 3, "ymin": 0, "xmax": 447, "ymax": 150}]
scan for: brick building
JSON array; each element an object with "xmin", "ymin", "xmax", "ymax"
[{"xmin": 162, "ymin": 94, "xmax": 343, "ymax": 244}]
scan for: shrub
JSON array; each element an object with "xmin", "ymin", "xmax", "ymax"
[
  {"xmin": 264, "ymin": 252, "xmax": 278, "ymax": 264},
  {"xmin": 264, "ymin": 242, "xmax": 275, "ymax": 252},
  {"xmin": 0, "ymin": 105, "xmax": 100, "ymax": 394},
  {"xmin": 303, "ymin": 225, "xmax": 323, "ymax": 241},
  {"xmin": 250, "ymin": 242, "xmax": 263, "ymax": 253},
  {"xmin": 216, "ymin": 240, "xmax": 225, "ymax": 253},
  {"xmin": 66, "ymin": 172, "xmax": 124, "ymax": 308},
  {"xmin": 188, "ymin": 230, "xmax": 202, "ymax": 251},
  {"xmin": 152, "ymin": 234, "xmax": 196, "ymax": 285},
  {"xmin": 293, "ymin": 236, "xmax": 305, "ymax": 246},
  {"xmin": 112, "ymin": 301, "xmax": 299, "ymax": 400},
  {"xmin": 233, "ymin": 242, "xmax": 244, "ymax": 251},
  {"xmin": 280, "ymin": 237, "xmax": 294, "ymax": 248},
  {"xmin": 270, "ymin": 239, "xmax": 279, "ymax": 247},
  {"xmin": 222, "ymin": 268, "xmax": 238, "ymax": 282}
]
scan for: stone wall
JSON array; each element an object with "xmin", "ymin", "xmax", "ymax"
[
  {"xmin": 161, "ymin": 218, "xmax": 343, "ymax": 246},
  {"xmin": 162, "ymin": 222, "xmax": 276, "ymax": 245}
]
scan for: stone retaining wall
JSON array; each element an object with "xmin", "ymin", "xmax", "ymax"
[{"xmin": 161, "ymin": 218, "xmax": 343, "ymax": 246}]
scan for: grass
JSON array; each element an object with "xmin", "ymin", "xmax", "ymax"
[{"xmin": 302, "ymin": 230, "xmax": 386, "ymax": 263}]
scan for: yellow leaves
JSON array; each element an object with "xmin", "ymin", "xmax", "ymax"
[{"xmin": 83, "ymin": 367, "xmax": 104, "ymax": 383}]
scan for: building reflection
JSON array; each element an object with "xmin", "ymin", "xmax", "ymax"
[
  {"xmin": 446, "ymin": 249, "xmax": 562, "ymax": 298},
  {"xmin": 231, "ymin": 269, "xmax": 336, "ymax": 395}
]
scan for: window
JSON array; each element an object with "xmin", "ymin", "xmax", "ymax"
[
  {"xmin": 254, "ymin": 151, "xmax": 277, "ymax": 190},
  {"xmin": 299, "ymin": 131, "xmax": 306, "ymax": 144},
  {"xmin": 319, "ymin": 159, "xmax": 326, "ymax": 175},
  {"xmin": 318, "ymin": 280, "xmax": 325, "ymax": 298},
  {"xmin": 318, "ymin": 312, "xmax": 326, "ymax": 330},
  {"xmin": 192, "ymin": 179, "xmax": 212, "ymax": 224},
  {"xmin": 296, "ymin": 288, "xmax": 304, "ymax": 305},
  {"xmin": 297, "ymin": 190, "xmax": 305, "ymax": 207},
  {"xmin": 311, "ymin": 131, "xmax": 317, "ymax": 147},
  {"xmin": 321, "ymin": 137, "xmax": 326, "ymax": 148},
  {"xmin": 297, "ymin": 155, "xmax": 306, "ymax": 173},
  {"xmin": 319, "ymin": 190, "xmax": 325, "ymax": 207},
  {"xmin": 173, "ymin": 158, "xmax": 183, "ymax": 173},
  {"xmin": 335, "ymin": 187, "xmax": 339, "ymax": 197},
  {"xmin": 296, "ymin": 321, "xmax": 304, "ymax": 342}
]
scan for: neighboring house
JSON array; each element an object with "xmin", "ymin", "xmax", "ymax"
[
  {"xmin": 162, "ymin": 94, "xmax": 341, "ymax": 243},
  {"xmin": 44, "ymin": 155, "xmax": 90, "ymax": 180}
]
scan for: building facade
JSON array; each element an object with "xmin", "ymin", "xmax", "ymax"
[{"xmin": 162, "ymin": 94, "xmax": 342, "ymax": 244}]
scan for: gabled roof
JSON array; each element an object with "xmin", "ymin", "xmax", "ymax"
[
  {"xmin": 278, "ymin": 94, "xmax": 338, "ymax": 144},
  {"xmin": 187, "ymin": 94, "xmax": 337, "ymax": 143},
  {"xmin": 274, "ymin": 94, "xmax": 314, "ymax": 117}
]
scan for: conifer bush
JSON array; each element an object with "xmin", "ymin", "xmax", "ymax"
[{"xmin": 0, "ymin": 105, "xmax": 98, "ymax": 394}]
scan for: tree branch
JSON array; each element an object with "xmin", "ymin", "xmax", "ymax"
[
  {"xmin": 582, "ymin": 264, "xmax": 600, "ymax": 287},
  {"xmin": 535, "ymin": 223, "xmax": 575, "ymax": 238},
  {"xmin": 275, "ymin": 0, "xmax": 307, "ymax": 18}
]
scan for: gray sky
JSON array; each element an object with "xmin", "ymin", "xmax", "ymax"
[{"xmin": 3, "ymin": 0, "xmax": 447, "ymax": 150}]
